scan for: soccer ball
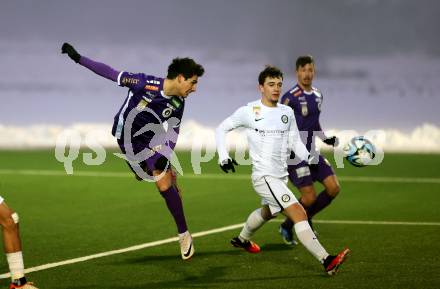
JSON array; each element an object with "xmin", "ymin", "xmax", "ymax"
[{"xmin": 343, "ymin": 136, "xmax": 376, "ymax": 167}]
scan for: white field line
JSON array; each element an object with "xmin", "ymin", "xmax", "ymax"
[
  {"xmin": 0, "ymin": 222, "xmax": 245, "ymax": 279},
  {"xmin": 0, "ymin": 169, "xmax": 440, "ymax": 184},
  {"xmin": 272, "ymin": 219, "xmax": 440, "ymax": 226},
  {"xmin": 1, "ymin": 219, "xmax": 440, "ymax": 279}
]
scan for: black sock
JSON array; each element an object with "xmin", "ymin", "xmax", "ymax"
[{"xmin": 12, "ymin": 277, "xmax": 27, "ymax": 286}]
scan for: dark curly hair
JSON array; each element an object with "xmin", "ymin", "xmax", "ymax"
[
  {"xmin": 167, "ymin": 57, "xmax": 204, "ymax": 80},
  {"xmin": 258, "ymin": 65, "xmax": 283, "ymax": 85}
]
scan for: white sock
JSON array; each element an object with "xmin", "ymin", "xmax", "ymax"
[
  {"xmin": 239, "ymin": 208, "xmax": 267, "ymax": 241},
  {"xmin": 294, "ymin": 220, "xmax": 329, "ymax": 263},
  {"xmin": 6, "ymin": 251, "xmax": 25, "ymax": 280}
]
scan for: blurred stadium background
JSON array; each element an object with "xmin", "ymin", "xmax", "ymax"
[{"xmin": 0, "ymin": 1, "xmax": 439, "ymax": 288}]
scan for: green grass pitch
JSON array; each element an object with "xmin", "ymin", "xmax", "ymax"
[{"xmin": 0, "ymin": 150, "xmax": 439, "ymax": 288}]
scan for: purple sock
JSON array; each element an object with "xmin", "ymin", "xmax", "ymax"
[
  {"xmin": 307, "ymin": 190, "xmax": 335, "ymax": 218},
  {"xmin": 281, "ymin": 217, "xmax": 294, "ymax": 230},
  {"xmin": 160, "ymin": 186, "xmax": 188, "ymax": 234}
]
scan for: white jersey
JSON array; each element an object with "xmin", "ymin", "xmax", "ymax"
[{"xmin": 216, "ymin": 99, "xmax": 310, "ymax": 180}]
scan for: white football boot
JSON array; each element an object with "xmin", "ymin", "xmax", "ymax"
[{"xmin": 178, "ymin": 231, "xmax": 194, "ymax": 260}]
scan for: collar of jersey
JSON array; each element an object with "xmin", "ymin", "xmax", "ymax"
[
  {"xmin": 161, "ymin": 90, "xmax": 172, "ymax": 99},
  {"xmin": 259, "ymin": 99, "xmax": 278, "ymax": 109},
  {"xmin": 296, "ymin": 84, "xmax": 313, "ymax": 95}
]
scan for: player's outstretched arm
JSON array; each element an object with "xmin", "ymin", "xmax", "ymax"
[
  {"xmin": 315, "ymin": 123, "xmax": 339, "ymax": 147},
  {"xmin": 215, "ymin": 106, "xmax": 249, "ymax": 173},
  {"xmin": 61, "ymin": 42, "xmax": 120, "ymax": 82},
  {"xmin": 288, "ymin": 113, "xmax": 311, "ymax": 162}
]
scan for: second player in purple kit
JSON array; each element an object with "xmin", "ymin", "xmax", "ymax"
[
  {"xmin": 61, "ymin": 42, "xmax": 204, "ymax": 260},
  {"xmin": 279, "ymin": 55, "xmax": 341, "ymax": 245}
]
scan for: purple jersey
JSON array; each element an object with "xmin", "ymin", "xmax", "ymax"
[
  {"xmin": 280, "ymin": 84, "xmax": 325, "ymax": 152},
  {"xmin": 112, "ymin": 71, "xmax": 184, "ymax": 152}
]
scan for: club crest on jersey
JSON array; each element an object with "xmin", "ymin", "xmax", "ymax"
[
  {"xmin": 283, "ymin": 98, "xmax": 290, "ymax": 105},
  {"xmin": 300, "ymin": 102, "xmax": 308, "ymax": 116},
  {"xmin": 281, "ymin": 194, "xmax": 291, "ymax": 202},
  {"xmin": 162, "ymin": 107, "xmax": 173, "ymax": 118},
  {"xmin": 281, "ymin": 115, "xmax": 288, "ymax": 124}
]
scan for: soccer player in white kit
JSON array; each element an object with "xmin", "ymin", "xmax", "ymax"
[
  {"xmin": 215, "ymin": 66, "xmax": 349, "ymax": 275},
  {"xmin": 0, "ymin": 196, "xmax": 38, "ymax": 288}
]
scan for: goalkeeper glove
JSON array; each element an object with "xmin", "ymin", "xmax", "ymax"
[
  {"xmin": 220, "ymin": 158, "xmax": 238, "ymax": 173},
  {"xmin": 323, "ymin": 136, "xmax": 339, "ymax": 147},
  {"xmin": 61, "ymin": 42, "xmax": 81, "ymax": 63}
]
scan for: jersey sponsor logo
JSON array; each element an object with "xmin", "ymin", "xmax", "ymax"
[
  {"xmin": 281, "ymin": 194, "xmax": 291, "ymax": 202},
  {"xmin": 296, "ymin": 166, "xmax": 311, "ymax": 178},
  {"xmin": 146, "ymin": 79, "xmax": 160, "ymax": 85},
  {"xmin": 170, "ymin": 96, "xmax": 183, "ymax": 109},
  {"xmin": 289, "ymin": 87, "xmax": 299, "ymax": 94},
  {"xmin": 144, "ymin": 92, "xmax": 156, "ymax": 99},
  {"xmin": 136, "ymin": 99, "xmax": 149, "ymax": 110},
  {"xmin": 145, "ymin": 85, "xmax": 159, "ymax": 91},
  {"xmin": 281, "ymin": 115, "xmax": 288, "ymax": 124},
  {"xmin": 254, "ymin": 128, "xmax": 287, "ymax": 137},
  {"xmin": 300, "ymin": 102, "xmax": 308, "ymax": 116},
  {"xmin": 121, "ymin": 77, "xmax": 139, "ymax": 85}
]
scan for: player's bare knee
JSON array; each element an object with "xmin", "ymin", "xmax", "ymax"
[
  {"xmin": 156, "ymin": 182, "xmax": 171, "ymax": 192},
  {"xmin": 301, "ymin": 193, "xmax": 316, "ymax": 207},
  {"xmin": 294, "ymin": 203, "xmax": 307, "ymax": 216},
  {"xmin": 327, "ymin": 184, "xmax": 340, "ymax": 197},
  {"xmin": 285, "ymin": 203, "xmax": 308, "ymax": 223}
]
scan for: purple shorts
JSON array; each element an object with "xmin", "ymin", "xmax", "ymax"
[
  {"xmin": 288, "ymin": 155, "xmax": 334, "ymax": 188},
  {"xmin": 116, "ymin": 138, "xmax": 170, "ymax": 176}
]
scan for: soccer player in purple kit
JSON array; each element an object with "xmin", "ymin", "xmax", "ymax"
[
  {"xmin": 61, "ymin": 42, "xmax": 204, "ymax": 260},
  {"xmin": 278, "ymin": 55, "xmax": 341, "ymax": 245}
]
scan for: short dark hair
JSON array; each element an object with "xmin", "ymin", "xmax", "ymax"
[
  {"xmin": 295, "ymin": 55, "xmax": 314, "ymax": 70},
  {"xmin": 167, "ymin": 57, "xmax": 204, "ymax": 79},
  {"xmin": 258, "ymin": 65, "xmax": 283, "ymax": 85}
]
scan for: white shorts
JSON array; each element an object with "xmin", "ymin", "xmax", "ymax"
[{"xmin": 252, "ymin": 175, "xmax": 299, "ymax": 215}]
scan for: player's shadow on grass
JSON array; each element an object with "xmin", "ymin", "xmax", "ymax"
[
  {"xmin": 102, "ymin": 265, "xmax": 318, "ymax": 289},
  {"xmin": 110, "ymin": 248, "xmax": 247, "ymax": 265},
  {"xmin": 110, "ymin": 243, "xmax": 293, "ymax": 265},
  {"xmin": 259, "ymin": 242, "xmax": 297, "ymax": 252}
]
